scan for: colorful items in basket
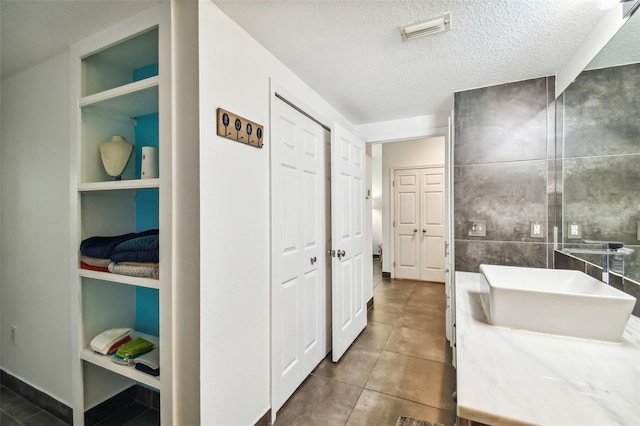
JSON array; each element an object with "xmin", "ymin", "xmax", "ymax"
[
  {"xmin": 112, "ymin": 337, "xmax": 155, "ymax": 366},
  {"xmin": 79, "ymin": 229, "xmax": 159, "ymax": 279},
  {"xmin": 90, "ymin": 328, "xmax": 133, "ymax": 355}
]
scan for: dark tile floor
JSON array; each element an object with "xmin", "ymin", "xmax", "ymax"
[
  {"xmin": 0, "ymin": 385, "xmax": 158, "ymax": 426},
  {"xmin": 275, "ymin": 261, "xmax": 456, "ymax": 425},
  {"xmin": 93, "ymin": 402, "xmax": 159, "ymax": 426},
  {"xmin": 1, "ymin": 386, "xmax": 68, "ymax": 426}
]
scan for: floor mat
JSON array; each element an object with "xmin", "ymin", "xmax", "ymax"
[{"xmin": 396, "ymin": 416, "xmax": 445, "ymax": 426}]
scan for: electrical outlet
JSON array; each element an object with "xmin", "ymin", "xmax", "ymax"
[
  {"xmin": 567, "ymin": 222, "xmax": 582, "ymax": 239},
  {"xmin": 530, "ymin": 221, "xmax": 544, "ymax": 238},
  {"xmin": 10, "ymin": 325, "xmax": 17, "ymax": 345},
  {"xmin": 468, "ymin": 220, "xmax": 486, "ymax": 237}
]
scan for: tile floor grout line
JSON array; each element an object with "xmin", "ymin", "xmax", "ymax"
[
  {"xmin": 342, "ymin": 384, "xmax": 367, "ymax": 426},
  {"xmin": 381, "ymin": 347, "xmax": 450, "ymax": 365},
  {"xmin": 361, "ymin": 387, "xmax": 457, "ymax": 417}
]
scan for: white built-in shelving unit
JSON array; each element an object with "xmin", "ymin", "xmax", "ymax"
[{"xmin": 70, "ymin": 5, "xmax": 172, "ymax": 425}]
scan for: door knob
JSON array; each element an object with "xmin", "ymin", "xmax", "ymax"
[
  {"xmin": 310, "ymin": 256, "xmax": 317, "ymax": 265},
  {"xmin": 337, "ymin": 249, "xmax": 346, "ymax": 259},
  {"xmin": 413, "ymin": 228, "xmax": 418, "ymax": 233},
  {"xmin": 422, "ymin": 229, "xmax": 426, "ymax": 233}
]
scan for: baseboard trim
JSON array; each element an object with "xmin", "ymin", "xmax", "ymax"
[
  {"xmin": 254, "ymin": 409, "xmax": 270, "ymax": 426},
  {"xmin": 367, "ymin": 296, "xmax": 374, "ymax": 311},
  {"xmin": 382, "ymin": 271, "xmax": 391, "ymax": 279},
  {"xmin": 0, "ymin": 369, "xmax": 73, "ymax": 425}
]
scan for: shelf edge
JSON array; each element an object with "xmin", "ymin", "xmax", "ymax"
[
  {"xmin": 79, "ymin": 269, "xmax": 160, "ymax": 289},
  {"xmin": 78, "ymin": 179, "xmax": 160, "ymax": 192},
  {"xmin": 81, "ymin": 349, "xmax": 160, "ymax": 390},
  {"xmin": 80, "ymin": 76, "xmax": 160, "ymax": 108}
]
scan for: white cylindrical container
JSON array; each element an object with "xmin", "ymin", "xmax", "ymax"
[{"xmin": 141, "ymin": 146, "xmax": 159, "ymax": 179}]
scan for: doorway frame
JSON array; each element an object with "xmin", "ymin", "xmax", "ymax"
[{"xmin": 368, "ymin": 121, "xmax": 456, "ymax": 345}]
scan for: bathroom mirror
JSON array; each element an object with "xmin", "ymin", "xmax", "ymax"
[{"xmin": 557, "ymin": 4, "xmax": 640, "ymax": 283}]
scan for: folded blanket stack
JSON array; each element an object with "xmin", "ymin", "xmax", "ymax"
[
  {"xmin": 79, "ymin": 230, "xmax": 159, "ymax": 279},
  {"xmin": 134, "ymin": 348, "xmax": 160, "ymax": 376},
  {"xmin": 109, "ymin": 234, "xmax": 159, "ymax": 279}
]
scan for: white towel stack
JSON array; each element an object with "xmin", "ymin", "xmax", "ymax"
[{"xmin": 89, "ymin": 328, "xmax": 133, "ymax": 355}]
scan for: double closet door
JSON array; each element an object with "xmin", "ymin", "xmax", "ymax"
[
  {"xmin": 271, "ymin": 98, "xmax": 368, "ymax": 415},
  {"xmin": 394, "ymin": 167, "xmax": 445, "ymax": 282}
]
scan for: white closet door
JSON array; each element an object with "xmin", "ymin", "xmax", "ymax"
[
  {"xmin": 393, "ymin": 167, "xmax": 445, "ymax": 282},
  {"xmin": 420, "ymin": 167, "xmax": 445, "ymax": 282},
  {"xmin": 271, "ymin": 99, "xmax": 328, "ymax": 412},
  {"xmin": 331, "ymin": 122, "xmax": 367, "ymax": 362},
  {"xmin": 394, "ymin": 169, "xmax": 420, "ymax": 280}
]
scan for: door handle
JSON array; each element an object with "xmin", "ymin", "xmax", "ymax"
[
  {"xmin": 422, "ymin": 228, "xmax": 426, "ymax": 233},
  {"xmin": 337, "ymin": 249, "xmax": 346, "ymax": 259},
  {"xmin": 310, "ymin": 256, "xmax": 317, "ymax": 265},
  {"xmin": 413, "ymin": 228, "xmax": 418, "ymax": 233}
]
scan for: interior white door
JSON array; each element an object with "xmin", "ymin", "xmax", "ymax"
[
  {"xmin": 394, "ymin": 169, "xmax": 420, "ymax": 280},
  {"xmin": 271, "ymin": 99, "xmax": 328, "ymax": 412},
  {"xmin": 331, "ymin": 122, "xmax": 367, "ymax": 362},
  {"xmin": 420, "ymin": 167, "xmax": 446, "ymax": 282}
]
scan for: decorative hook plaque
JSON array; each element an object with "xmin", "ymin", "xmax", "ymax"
[{"xmin": 216, "ymin": 108, "xmax": 264, "ymax": 148}]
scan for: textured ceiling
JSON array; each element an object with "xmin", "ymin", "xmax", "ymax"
[
  {"xmin": 214, "ymin": 0, "xmax": 608, "ymax": 124},
  {"xmin": 0, "ymin": 0, "xmax": 165, "ymax": 80},
  {"xmin": 1, "ymin": 0, "xmax": 610, "ymax": 125}
]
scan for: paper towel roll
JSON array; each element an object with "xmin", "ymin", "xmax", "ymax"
[{"xmin": 141, "ymin": 146, "xmax": 158, "ymax": 179}]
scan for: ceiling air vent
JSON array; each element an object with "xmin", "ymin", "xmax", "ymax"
[{"xmin": 399, "ymin": 13, "xmax": 451, "ymax": 41}]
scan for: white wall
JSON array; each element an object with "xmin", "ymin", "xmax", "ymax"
[
  {"xmin": 0, "ymin": 52, "xmax": 72, "ymax": 405},
  {"xmin": 171, "ymin": 1, "xmax": 200, "ymax": 424},
  {"xmin": 197, "ymin": 3, "xmax": 355, "ymax": 424},
  {"xmin": 356, "ymin": 114, "xmax": 449, "ymax": 143},
  {"xmin": 381, "ymin": 137, "xmax": 445, "ymax": 275}
]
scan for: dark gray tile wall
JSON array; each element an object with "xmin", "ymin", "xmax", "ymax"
[
  {"xmin": 454, "ymin": 161, "xmax": 548, "ymax": 242},
  {"xmin": 561, "ymin": 63, "xmax": 640, "ymax": 283},
  {"xmin": 454, "ymin": 78, "xmax": 549, "ymax": 165},
  {"xmin": 455, "ymin": 241, "xmax": 548, "ymax": 273},
  {"xmin": 454, "ymin": 77, "xmax": 554, "ymax": 272},
  {"xmin": 563, "ymin": 63, "xmax": 640, "ymax": 158}
]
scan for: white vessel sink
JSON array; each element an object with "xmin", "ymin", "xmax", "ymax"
[{"xmin": 479, "ymin": 264, "xmax": 636, "ymax": 341}]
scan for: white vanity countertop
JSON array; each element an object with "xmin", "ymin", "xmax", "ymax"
[{"xmin": 455, "ymin": 271, "xmax": 640, "ymax": 426}]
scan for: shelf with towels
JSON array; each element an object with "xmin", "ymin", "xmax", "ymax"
[{"xmin": 81, "ymin": 331, "xmax": 160, "ymax": 389}]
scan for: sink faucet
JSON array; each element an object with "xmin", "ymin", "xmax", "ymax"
[
  {"xmin": 562, "ymin": 240, "xmax": 634, "ymax": 285},
  {"xmin": 583, "ymin": 240, "xmax": 624, "ymax": 284}
]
